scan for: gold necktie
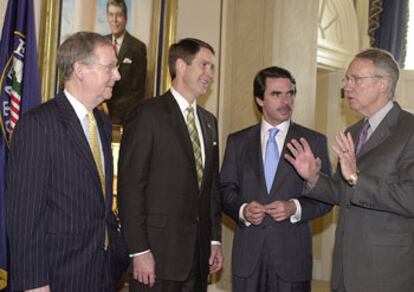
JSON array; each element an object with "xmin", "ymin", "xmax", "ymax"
[
  {"xmin": 87, "ymin": 112, "xmax": 108, "ymax": 249},
  {"xmin": 186, "ymin": 107, "xmax": 203, "ymax": 189}
]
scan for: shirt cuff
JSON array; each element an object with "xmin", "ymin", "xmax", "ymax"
[
  {"xmin": 289, "ymin": 199, "xmax": 302, "ymax": 223},
  {"xmin": 211, "ymin": 241, "xmax": 221, "ymax": 245},
  {"xmin": 239, "ymin": 203, "xmax": 251, "ymax": 227},
  {"xmin": 130, "ymin": 249, "xmax": 151, "ymax": 258}
]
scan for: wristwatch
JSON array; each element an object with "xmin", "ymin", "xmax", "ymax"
[{"xmin": 347, "ymin": 172, "xmax": 359, "ymax": 186}]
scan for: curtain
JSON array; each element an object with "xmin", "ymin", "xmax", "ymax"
[{"xmin": 368, "ymin": 0, "xmax": 409, "ymax": 67}]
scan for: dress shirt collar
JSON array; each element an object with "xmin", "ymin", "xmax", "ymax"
[
  {"xmin": 260, "ymin": 118, "xmax": 291, "ymax": 138},
  {"xmin": 170, "ymin": 87, "xmax": 197, "ymax": 115},
  {"xmin": 64, "ymin": 89, "xmax": 89, "ymax": 122},
  {"xmin": 366, "ymin": 101, "xmax": 394, "ymax": 134},
  {"xmin": 112, "ymin": 32, "xmax": 125, "ymax": 47}
]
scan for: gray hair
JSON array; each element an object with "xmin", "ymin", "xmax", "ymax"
[
  {"xmin": 57, "ymin": 31, "xmax": 112, "ymax": 81},
  {"xmin": 355, "ymin": 48, "xmax": 400, "ymax": 99}
]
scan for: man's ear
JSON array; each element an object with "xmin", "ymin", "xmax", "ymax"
[
  {"xmin": 175, "ymin": 58, "xmax": 187, "ymax": 76},
  {"xmin": 255, "ymin": 97, "xmax": 264, "ymax": 107},
  {"xmin": 379, "ymin": 78, "xmax": 390, "ymax": 95},
  {"xmin": 73, "ymin": 62, "xmax": 86, "ymax": 80}
]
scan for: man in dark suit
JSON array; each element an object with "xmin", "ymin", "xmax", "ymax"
[
  {"xmin": 220, "ymin": 66, "xmax": 332, "ymax": 292},
  {"xmin": 6, "ymin": 32, "xmax": 128, "ymax": 292},
  {"xmin": 286, "ymin": 48, "xmax": 414, "ymax": 292},
  {"xmin": 106, "ymin": 0, "xmax": 147, "ymax": 124},
  {"xmin": 118, "ymin": 38, "xmax": 223, "ymax": 292}
]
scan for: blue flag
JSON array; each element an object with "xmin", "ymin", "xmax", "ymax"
[{"xmin": 0, "ymin": 0, "xmax": 41, "ymax": 289}]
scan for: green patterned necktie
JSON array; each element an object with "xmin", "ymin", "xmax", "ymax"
[{"xmin": 186, "ymin": 107, "xmax": 203, "ymax": 189}]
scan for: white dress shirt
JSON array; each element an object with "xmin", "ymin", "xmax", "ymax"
[
  {"xmin": 239, "ymin": 119, "xmax": 302, "ymax": 225},
  {"xmin": 64, "ymin": 89, "xmax": 105, "ymax": 172}
]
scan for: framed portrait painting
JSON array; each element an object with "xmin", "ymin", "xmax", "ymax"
[{"xmin": 38, "ymin": 0, "xmax": 177, "ymax": 107}]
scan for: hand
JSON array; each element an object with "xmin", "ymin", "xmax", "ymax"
[
  {"xmin": 285, "ymin": 138, "xmax": 321, "ymax": 186},
  {"xmin": 264, "ymin": 200, "xmax": 296, "ymax": 221},
  {"xmin": 243, "ymin": 201, "xmax": 266, "ymax": 225},
  {"xmin": 26, "ymin": 286, "xmax": 51, "ymax": 292},
  {"xmin": 209, "ymin": 244, "xmax": 224, "ymax": 273},
  {"xmin": 132, "ymin": 252, "xmax": 156, "ymax": 287},
  {"xmin": 332, "ymin": 131, "xmax": 358, "ymax": 180}
]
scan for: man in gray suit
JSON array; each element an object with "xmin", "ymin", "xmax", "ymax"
[
  {"xmin": 106, "ymin": 0, "xmax": 147, "ymax": 124},
  {"xmin": 220, "ymin": 66, "xmax": 332, "ymax": 292},
  {"xmin": 286, "ymin": 48, "xmax": 414, "ymax": 292}
]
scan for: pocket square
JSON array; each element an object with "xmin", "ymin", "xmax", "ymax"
[
  {"xmin": 213, "ymin": 141, "xmax": 217, "ymax": 146},
  {"xmin": 122, "ymin": 57, "xmax": 132, "ymax": 64}
]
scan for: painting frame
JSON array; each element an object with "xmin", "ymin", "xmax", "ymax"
[{"xmin": 38, "ymin": 0, "xmax": 177, "ymax": 105}]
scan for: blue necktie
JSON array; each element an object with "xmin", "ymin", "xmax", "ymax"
[{"xmin": 264, "ymin": 128, "xmax": 280, "ymax": 193}]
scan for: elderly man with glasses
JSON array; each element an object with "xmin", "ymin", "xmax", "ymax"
[{"xmin": 286, "ymin": 48, "xmax": 414, "ymax": 292}]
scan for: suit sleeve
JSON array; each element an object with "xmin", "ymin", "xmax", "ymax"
[
  {"xmin": 220, "ymin": 135, "xmax": 247, "ymax": 224},
  {"xmin": 350, "ymin": 132, "xmax": 414, "ymax": 217},
  {"xmin": 298, "ymin": 134, "xmax": 333, "ymax": 222},
  {"xmin": 210, "ymin": 117, "xmax": 222, "ymax": 242},
  {"xmin": 6, "ymin": 114, "xmax": 50, "ymax": 290},
  {"xmin": 118, "ymin": 106, "xmax": 152, "ymax": 253}
]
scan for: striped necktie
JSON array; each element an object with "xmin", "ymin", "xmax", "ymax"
[{"xmin": 186, "ymin": 107, "xmax": 203, "ymax": 189}]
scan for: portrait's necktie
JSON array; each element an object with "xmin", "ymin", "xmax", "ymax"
[
  {"xmin": 112, "ymin": 38, "xmax": 118, "ymax": 54},
  {"xmin": 186, "ymin": 107, "xmax": 203, "ymax": 189},
  {"xmin": 87, "ymin": 112, "xmax": 109, "ymax": 249},
  {"xmin": 264, "ymin": 128, "xmax": 280, "ymax": 193},
  {"xmin": 356, "ymin": 119, "xmax": 370, "ymax": 154}
]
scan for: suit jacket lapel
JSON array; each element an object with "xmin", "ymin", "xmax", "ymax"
[
  {"xmin": 94, "ymin": 110, "xmax": 113, "ymax": 200},
  {"xmin": 270, "ymin": 122, "xmax": 298, "ymax": 193},
  {"xmin": 56, "ymin": 93, "xmax": 104, "ymax": 199},
  {"xmin": 245, "ymin": 124, "xmax": 268, "ymax": 198},
  {"xmin": 117, "ymin": 32, "xmax": 130, "ymax": 65},
  {"xmin": 197, "ymin": 108, "xmax": 214, "ymax": 190},
  {"xmin": 164, "ymin": 91, "xmax": 195, "ymax": 165}
]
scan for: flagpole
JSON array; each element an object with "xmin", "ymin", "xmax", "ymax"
[{"xmin": 39, "ymin": 0, "xmax": 61, "ymax": 102}]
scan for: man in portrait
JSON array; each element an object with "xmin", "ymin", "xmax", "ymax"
[
  {"xmin": 220, "ymin": 66, "xmax": 332, "ymax": 292},
  {"xmin": 106, "ymin": 0, "xmax": 147, "ymax": 125},
  {"xmin": 6, "ymin": 31, "xmax": 128, "ymax": 292},
  {"xmin": 286, "ymin": 48, "xmax": 414, "ymax": 292},
  {"xmin": 118, "ymin": 38, "xmax": 223, "ymax": 292}
]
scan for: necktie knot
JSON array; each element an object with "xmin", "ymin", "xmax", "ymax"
[
  {"xmin": 268, "ymin": 128, "xmax": 279, "ymax": 142},
  {"xmin": 87, "ymin": 111, "xmax": 95, "ymax": 126},
  {"xmin": 361, "ymin": 119, "xmax": 370, "ymax": 132},
  {"xmin": 112, "ymin": 38, "xmax": 118, "ymax": 53},
  {"xmin": 356, "ymin": 119, "xmax": 371, "ymax": 154}
]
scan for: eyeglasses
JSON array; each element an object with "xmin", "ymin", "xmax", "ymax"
[
  {"xmin": 93, "ymin": 62, "xmax": 119, "ymax": 73},
  {"xmin": 341, "ymin": 75, "xmax": 383, "ymax": 86}
]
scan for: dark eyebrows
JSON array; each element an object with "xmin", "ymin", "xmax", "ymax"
[{"xmin": 270, "ymin": 90, "xmax": 295, "ymax": 96}]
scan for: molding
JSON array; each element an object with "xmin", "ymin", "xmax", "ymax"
[{"xmin": 317, "ymin": 0, "xmax": 359, "ymax": 70}]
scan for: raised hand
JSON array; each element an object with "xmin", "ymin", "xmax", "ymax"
[
  {"xmin": 284, "ymin": 137, "xmax": 321, "ymax": 186},
  {"xmin": 332, "ymin": 131, "xmax": 358, "ymax": 180}
]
